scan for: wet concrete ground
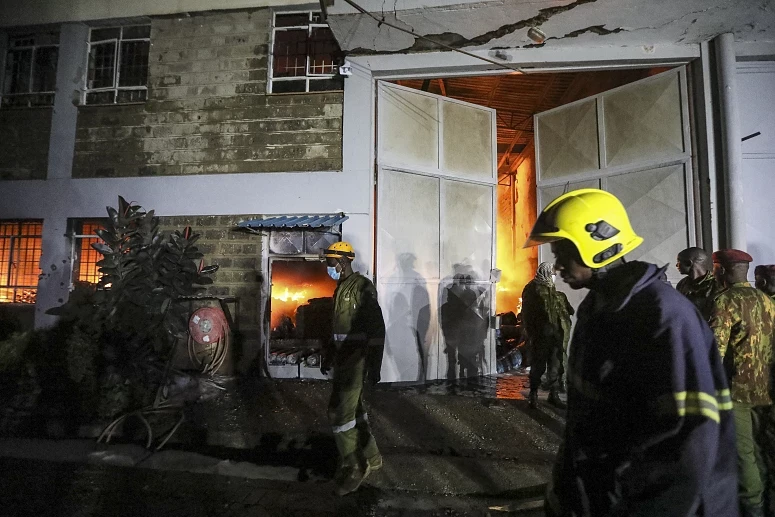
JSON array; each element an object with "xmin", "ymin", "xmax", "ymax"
[{"xmin": 0, "ymin": 372, "xmax": 562, "ymax": 515}]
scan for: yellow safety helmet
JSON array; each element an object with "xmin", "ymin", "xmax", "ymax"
[
  {"xmin": 323, "ymin": 241, "xmax": 355, "ymax": 259},
  {"xmin": 524, "ymin": 188, "xmax": 643, "ymax": 268}
]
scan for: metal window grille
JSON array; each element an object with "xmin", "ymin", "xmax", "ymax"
[
  {"xmin": 85, "ymin": 25, "xmax": 150, "ymax": 105},
  {"xmin": 2, "ymin": 34, "xmax": 59, "ymax": 108},
  {"xmin": 269, "ymin": 11, "xmax": 343, "ymax": 94},
  {"xmin": 70, "ymin": 220, "xmax": 106, "ymax": 286},
  {"xmin": 0, "ymin": 221, "xmax": 43, "ymax": 304}
]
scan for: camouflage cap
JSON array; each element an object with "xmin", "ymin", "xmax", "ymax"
[{"xmin": 712, "ymin": 249, "xmax": 753, "ymax": 265}]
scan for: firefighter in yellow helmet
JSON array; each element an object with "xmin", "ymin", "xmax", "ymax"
[
  {"xmin": 321, "ymin": 241, "xmax": 386, "ymax": 496},
  {"xmin": 525, "ymin": 189, "xmax": 737, "ymax": 515}
]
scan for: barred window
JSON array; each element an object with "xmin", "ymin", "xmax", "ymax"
[
  {"xmin": 85, "ymin": 25, "xmax": 150, "ymax": 105},
  {"xmin": 69, "ymin": 220, "xmax": 106, "ymax": 285},
  {"xmin": 2, "ymin": 33, "xmax": 59, "ymax": 108},
  {"xmin": 0, "ymin": 221, "xmax": 43, "ymax": 304},
  {"xmin": 270, "ymin": 11, "xmax": 343, "ymax": 94}
]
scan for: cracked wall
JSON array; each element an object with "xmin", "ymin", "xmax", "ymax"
[
  {"xmin": 328, "ymin": 0, "xmax": 775, "ymax": 54},
  {"xmin": 72, "ymin": 9, "xmax": 343, "ymax": 178}
]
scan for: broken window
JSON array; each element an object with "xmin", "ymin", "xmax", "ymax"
[
  {"xmin": 0, "ymin": 221, "xmax": 43, "ymax": 304},
  {"xmin": 270, "ymin": 11, "xmax": 343, "ymax": 94},
  {"xmin": 69, "ymin": 219, "xmax": 106, "ymax": 286},
  {"xmin": 2, "ymin": 32, "xmax": 59, "ymax": 108},
  {"xmin": 85, "ymin": 25, "xmax": 150, "ymax": 104}
]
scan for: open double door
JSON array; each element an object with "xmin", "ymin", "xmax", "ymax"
[{"xmin": 375, "ymin": 67, "xmax": 695, "ymax": 383}]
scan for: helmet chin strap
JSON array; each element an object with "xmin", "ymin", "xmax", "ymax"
[{"xmin": 590, "ymin": 257, "xmax": 627, "ymax": 282}]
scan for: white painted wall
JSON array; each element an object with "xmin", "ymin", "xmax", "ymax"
[{"xmin": 738, "ymin": 62, "xmax": 775, "ymax": 271}]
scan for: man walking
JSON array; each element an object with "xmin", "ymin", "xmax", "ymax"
[
  {"xmin": 708, "ymin": 250, "xmax": 775, "ymax": 517},
  {"xmin": 320, "ymin": 241, "xmax": 386, "ymax": 496},
  {"xmin": 521, "ymin": 262, "xmax": 573, "ymax": 410},
  {"xmin": 525, "ymin": 188, "xmax": 737, "ymax": 516},
  {"xmin": 676, "ymin": 246, "xmax": 718, "ymax": 316}
]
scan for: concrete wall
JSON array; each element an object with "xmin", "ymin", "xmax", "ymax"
[
  {"xmin": 0, "ymin": 108, "xmax": 53, "ymax": 180},
  {"xmin": 72, "ymin": 10, "xmax": 343, "ymax": 178},
  {"xmin": 738, "ymin": 62, "xmax": 775, "ymax": 269}
]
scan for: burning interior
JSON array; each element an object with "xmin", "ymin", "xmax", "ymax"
[{"xmin": 267, "ymin": 259, "xmax": 336, "ymax": 376}]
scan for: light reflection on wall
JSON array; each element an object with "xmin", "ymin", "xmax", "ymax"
[{"xmin": 496, "ymin": 153, "xmax": 537, "ymax": 314}]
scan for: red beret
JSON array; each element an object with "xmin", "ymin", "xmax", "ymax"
[{"xmin": 712, "ymin": 249, "xmax": 753, "ymax": 264}]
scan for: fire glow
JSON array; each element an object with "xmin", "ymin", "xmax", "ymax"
[{"xmin": 270, "ymin": 261, "xmax": 336, "ymax": 329}]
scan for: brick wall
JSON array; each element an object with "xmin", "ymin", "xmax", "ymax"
[
  {"xmin": 0, "ymin": 108, "xmax": 52, "ymax": 180},
  {"xmin": 72, "ymin": 9, "xmax": 343, "ymax": 178},
  {"xmin": 158, "ymin": 214, "xmax": 264, "ymax": 374}
]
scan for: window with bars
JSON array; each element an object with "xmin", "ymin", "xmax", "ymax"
[
  {"xmin": 2, "ymin": 32, "xmax": 59, "ymax": 108},
  {"xmin": 69, "ymin": 220, "xmax": 106, "ymax": 286},
  {"xmin": 85, "ymin": 25, "xmax": 150, "ymax": 105},
  {"xmin": 269, "ymin": 11, "xmax": 344, "ymax": 94},
  {"xmin": 0, "ymin": 221, "xmax": 43, "ymax": 304}
]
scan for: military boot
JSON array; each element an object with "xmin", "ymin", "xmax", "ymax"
[
  {"xmin": 740, "ymin": 502, "xmax": 764, "ymax": 517},
  {"xmin": 335, "ymin": 464, "xmax": 371, "ymax": 496},
  {"xmin": 528, "ymin": 390, "xmax": 538, "ymax": 409},
  {"xmin": 548, "ymin": 390, "xmax": 567, "ymax": 410}
]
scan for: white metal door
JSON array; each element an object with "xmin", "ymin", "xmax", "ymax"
[
  {"xmin": 376, "ymin": 82, "xmax": 497, "ymax": 383},
  {"xmin": 535, "ymin": 68, "xmax": 695, "ymax": 290}
]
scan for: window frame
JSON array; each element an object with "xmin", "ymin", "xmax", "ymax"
[
  {"xmin": 68, "ymin": 219, "xmax": 107, "ymax": 288},
  {"xmin": 0, "ymin": 220, "xmax": 43, "ymax": 304},
  {"xmin": 1, "ymin": 34, "xmax": 59, "ymax": 108},
  {"xmin": 268, "ymin": 10, "xmax": 342, "ymax": 94},
  {"xmin": 83, "ymin": 25, "xmax": 151, "ymax": 105}
]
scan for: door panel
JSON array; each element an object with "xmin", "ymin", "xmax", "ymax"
[
  {"xmin": 536, "ymin": 98, "xmax": 600, "ymax": 181},
  {"xmin": 377, "ymin": 82, "xmax": 496, "ymax": 382},
  {"xmin": 378, "ymin": 83, "xmax": 439, "ymax": 170},
  {"xmin": 602, "ymin": 72, "xmax": 685, "ymax": 168}
]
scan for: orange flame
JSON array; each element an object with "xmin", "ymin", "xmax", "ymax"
[{"xmin": 272, "ymin": 287, "xmax": 308, "ymax": 303}]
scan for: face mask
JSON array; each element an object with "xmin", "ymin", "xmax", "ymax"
[{"xmin": 327, "ymin": 265, "xmax": 340, "ymax": 280}]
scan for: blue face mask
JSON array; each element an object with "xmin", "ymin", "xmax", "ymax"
[{"xmin": 327, "ymin": 265, "xmax": 340, "ymax": 280}]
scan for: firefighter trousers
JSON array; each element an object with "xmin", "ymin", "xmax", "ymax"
[{"xmin": 328, "ymin": 346, "xmax": 380, "ymax": 479}]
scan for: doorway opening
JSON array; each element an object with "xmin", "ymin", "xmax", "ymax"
[{"xmin": 393, "ymin": 67, "xmax": 674, "ymax": 314}]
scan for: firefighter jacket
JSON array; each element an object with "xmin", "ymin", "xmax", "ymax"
[
  {"xmin": 521, "ymin": 280, "xmax": 574, "ymax": 348},
  {"xmin": 707, "ymin": 282, "xmax": 775, "ymax": 406},
  {"xmin": 329, "ymin": 272, "xmax": 386, "ymax": 385},
  {"xmin": 548, "ymin": 262, "xmax": 738, "ymax": 517},
  {"xmin": 676, "ymin": 271, "xmax": 718, "ymax": 318}
]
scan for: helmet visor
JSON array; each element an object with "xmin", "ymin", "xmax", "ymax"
[{"xmin": 523, "ymin": 210, "xmax": 563, "ymax": 249}]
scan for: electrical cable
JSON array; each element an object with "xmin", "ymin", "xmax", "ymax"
[{"xmin": 339, "ymin": 0, "xmax": 525, "ymax": 74}]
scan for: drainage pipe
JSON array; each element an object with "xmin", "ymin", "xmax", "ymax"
[{"xmin": 714, "ymin": 32, "xmax": 747, "ymax": 250}]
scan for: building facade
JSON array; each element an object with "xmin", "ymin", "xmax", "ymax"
[{"xmin": 0, "ymin": 0, "xmax": 773, "ymax": 382}]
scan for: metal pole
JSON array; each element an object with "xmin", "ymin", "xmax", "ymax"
[{"xmin": 714, "ymin": 32, "xmax": 747, "ymax": 250}]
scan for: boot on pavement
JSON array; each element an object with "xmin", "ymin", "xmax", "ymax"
[
  {"xmin": 528, "ymin": 390, "xmax": 538, "ymax": 409},
  {"xmin": 335, "ymin": 464, "xmax": 372, "ymax": 496},
  {"xmin": 548, "ymin": 390, "xmax": 567, "ymax": 409}
]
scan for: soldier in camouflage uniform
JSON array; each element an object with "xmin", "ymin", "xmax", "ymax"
[
  {"xmin": 755, "ymin": 264, "xmax": 775, "ymax": 517},
  {"xmin": 708, "ymin": 249, "xmax": 775, "ymax": 517},
  {"xmin": 676, "ymin": 246, "xmax": 718, "ymax": 317},
  {"xmin": 521, "ymin": 262, "xmax": 574, "ymax": 410}
]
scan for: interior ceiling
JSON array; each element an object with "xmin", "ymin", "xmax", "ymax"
[
  {"xmin": 328, "ymin": 0, "xmax": 775, "ymax": 54},
  {"xmin": 394, "ymin": 67, "xmax": 666, "ymax": 172}
]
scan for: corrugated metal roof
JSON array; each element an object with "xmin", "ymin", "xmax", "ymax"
[{"xmin": 237, "ymin": 213, "xmax": 348, "ymax": 230}]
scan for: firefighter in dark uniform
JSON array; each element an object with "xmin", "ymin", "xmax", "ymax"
[
  {"xmin": 320, "ymin": 241, "xmax": 386, "ymax": 496},
  {"xmin": 708, "ymin": 250, "xmax": 775, "ymax": 517},
  {"xmin": 525, "ymin": 188, "xmax": 738, "ymax": 516},
  {"xmin": 522, "ymin": 261, "xmax": 573, "ymax": 409}
]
